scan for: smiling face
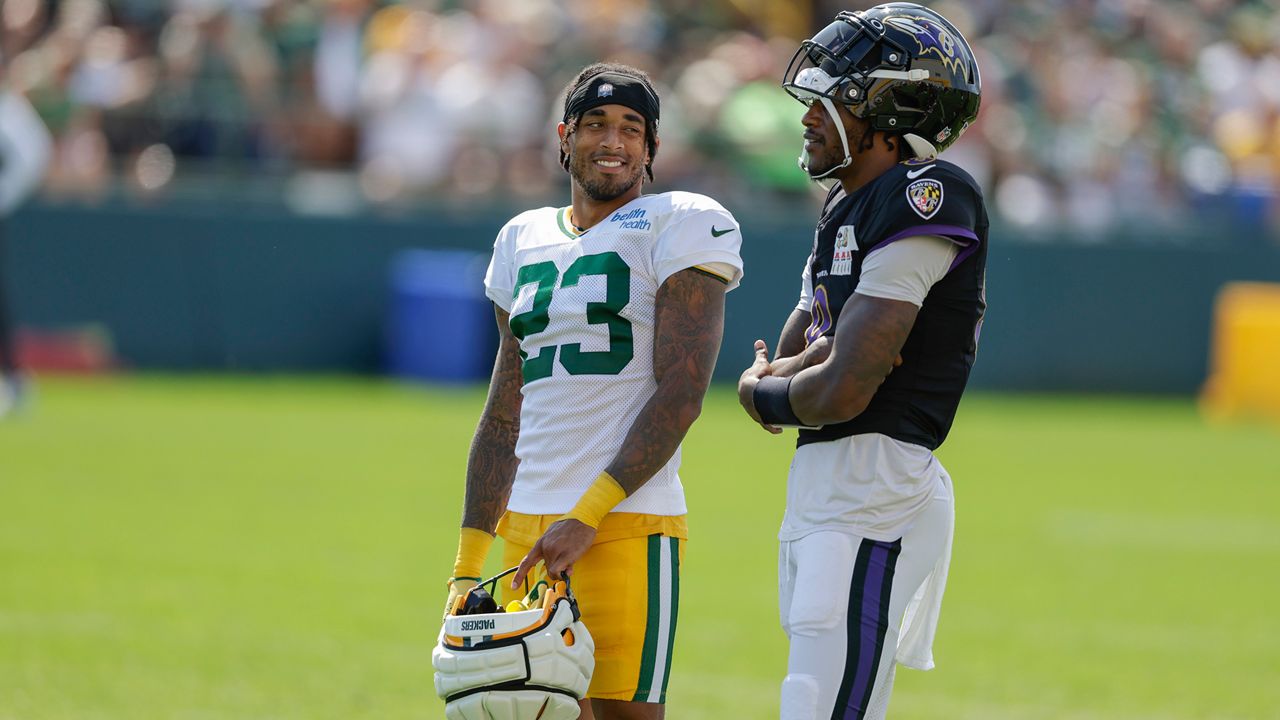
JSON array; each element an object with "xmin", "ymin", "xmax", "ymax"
[
  {"xmin": 800, "ymin": 99, "xmax": 863, "ymax": 179},
  {"xmin": 560, "ymin": 104, "xmax": 653, "ymax": 203}
]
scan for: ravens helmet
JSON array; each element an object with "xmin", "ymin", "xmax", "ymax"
[{"xmin": 783, "ymin": 3, "xmax": 981, "ymax": 175}]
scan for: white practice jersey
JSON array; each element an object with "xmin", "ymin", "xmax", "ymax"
[{"xmin": 484, "ymin": 191, "xmax": 744, "ymax": 516}]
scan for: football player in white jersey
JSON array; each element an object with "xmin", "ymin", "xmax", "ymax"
[
  {"xmin": 737, "ymin": 5, "xmax": 986, "ymax": 720},
  {"xmin": 445, "ymin": 62, "xmax": 743, "ymax": 720}
]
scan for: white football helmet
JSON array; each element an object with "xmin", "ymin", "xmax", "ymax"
[{"xmin": 434, "ymin": 571, "xmax": 594, "ymax": 720}]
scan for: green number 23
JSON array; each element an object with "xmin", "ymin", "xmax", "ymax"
[{"xmin": 508, "ymin": 252, "xmax": 633, "ymax": 383}]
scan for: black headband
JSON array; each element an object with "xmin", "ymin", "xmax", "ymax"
[{"xmin": 563, "ymin": 72, "xmax": 660, "ymax": 127}]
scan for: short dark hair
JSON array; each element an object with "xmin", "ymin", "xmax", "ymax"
[{"xmin": 559, "ymin": 62, "xmax": 659, "ymax": 182}]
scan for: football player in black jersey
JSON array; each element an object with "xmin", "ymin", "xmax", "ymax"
[{"xmin": 736, "ymin": 5, "xmax": 986, "ymax": 719}]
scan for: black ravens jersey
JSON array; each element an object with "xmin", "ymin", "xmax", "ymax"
[{"xmin": 798, "ymin": 159, "xmax": 988, "ymax": 451}]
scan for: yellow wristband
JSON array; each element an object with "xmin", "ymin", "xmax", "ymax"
[
  {"xmin": 559, "ymin": 472, "xmax": 627, "ymax": 529},
  {"xmin": 453, "ymin": 527, "xmax": 494, "ymax": 580}
]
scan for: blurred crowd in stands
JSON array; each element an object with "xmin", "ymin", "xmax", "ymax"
[{"xmin": 3, "ymin": 0, "xmax": 1280, "ymax": 235}]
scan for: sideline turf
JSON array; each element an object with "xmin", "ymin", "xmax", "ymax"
[{"xmin": 1, "ymin": 377, "xmax": 1276, "ymax": 719}]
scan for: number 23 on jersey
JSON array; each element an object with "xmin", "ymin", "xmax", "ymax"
[{"xmin": 508, "ymin": 251, "xmax": 633, "ymax": 383}]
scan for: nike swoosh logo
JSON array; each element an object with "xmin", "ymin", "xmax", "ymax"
[
  {"xmin": 710, "ymin": 226, "xmax": 735, "ymax": 237},
  {"xmin": 906, "ymin": 165, "xmax": 936, "ymax": 179}
]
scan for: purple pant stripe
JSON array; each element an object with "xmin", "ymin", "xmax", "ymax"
[{"xmin": 841, "ymin": 542, "xmax": 894, "ymax": 720}]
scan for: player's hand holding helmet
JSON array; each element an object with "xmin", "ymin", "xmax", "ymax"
[
  {"xmin": 445, "ymin": 577, "xmax": 480, "ymax": 619},
  {"xmin": 434, "ymin": 568, "xmax": 594, "ymax": 720}
]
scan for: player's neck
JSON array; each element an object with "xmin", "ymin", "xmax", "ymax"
[
  {"xmin": 836, "ymin": 147, "xmax": 899, "ymax": 196},
  {"xmin": 568, "ymin": 185, "xmax": 644, "ymax": 232}
]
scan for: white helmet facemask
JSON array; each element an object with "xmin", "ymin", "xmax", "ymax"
[
  {"xmin": 792, "ymin": 67, "xmax": 854, "ymax": 180},
  {"xmin": 789, "ymin": 65, "xmax": 941, "ymax": 177}
]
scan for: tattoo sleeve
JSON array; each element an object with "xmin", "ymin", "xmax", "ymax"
[
  {"xmin": 461, "ymin": 305, "xmax": 524, "ymax": 533},
  {"xmin": 789, "ymin": 294, "xmax": 919, "ymax": 427},
  {"xmin": 604, "ymin": 268, "xmax": 727, "ymax": 495}
]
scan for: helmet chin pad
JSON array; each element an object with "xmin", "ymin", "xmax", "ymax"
[{"xmin": 902, "ymin": 133, "xmax": 937, "ymax": 160}]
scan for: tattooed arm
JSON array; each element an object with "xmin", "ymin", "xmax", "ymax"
[
  {"xmin": 604, "ymin": 267, "xmax": 726, "ymax": 494},
  {"xmin": 511, "ymin": 268, "xmax": 726, "ymax": 584},
  {"xmin": 447, "ymin": 305, "xmax": 523, "ymax": 613},
  {"xmin": 461, "ymin": 305, "xmax": 524, "ymax": 534},
  {"xmin": 788, "ymin": 294, "xmax": 918, "ymax": 427}
]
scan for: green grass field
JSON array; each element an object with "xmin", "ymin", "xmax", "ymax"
[{"xmin": 1, "ymin": 377, "xmax": 1277, "ymax": 719}]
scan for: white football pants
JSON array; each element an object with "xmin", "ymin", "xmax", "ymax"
[{"xmin": 777, "ymin": 486, "xmax": 953, "ymax": 720}]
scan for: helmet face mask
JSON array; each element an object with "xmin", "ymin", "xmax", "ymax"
[
  {"xmin": 782, "ymin": 3, "xmax": 981, "ymax": 161},
  {"xmin": 783, "ymin": 16, "xmax": 907, "ymax": 107}
]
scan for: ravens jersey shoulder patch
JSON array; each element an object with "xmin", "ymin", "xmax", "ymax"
[{"xmin": 906, "ymin": 178, "xmax": 944, "ymax": 220}]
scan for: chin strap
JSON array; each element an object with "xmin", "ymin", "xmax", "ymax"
[
  {"xmin": 798, "ymin": 97, "xmax": 854, "ymax": 180},
  {"xmin": 798, "ymin": 104, "xmax": 942, "ymax": 177}
]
